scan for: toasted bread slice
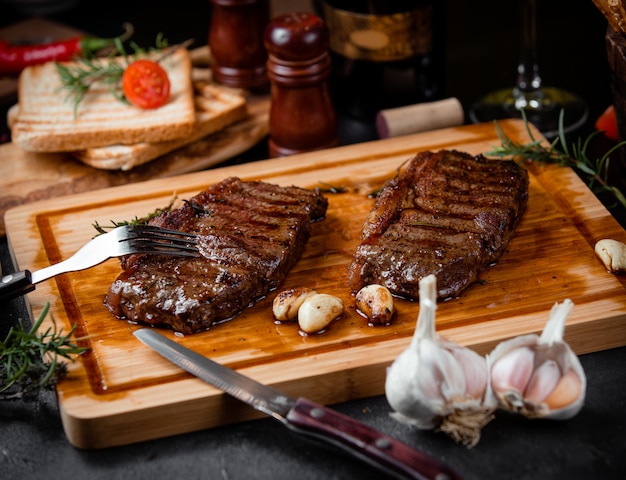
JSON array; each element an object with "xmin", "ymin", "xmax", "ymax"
[
  {"xmin": 71, "ymin": 82, "xmax": 248, "ymax": 170},
  {"xmin": 11, "ymin": 48, "xmax": 196, "ymax": 152}
]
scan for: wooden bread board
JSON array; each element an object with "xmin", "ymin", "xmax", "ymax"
[{"xmin": 4, "ymin": 119, "xmax": 626, "ymax": 449}]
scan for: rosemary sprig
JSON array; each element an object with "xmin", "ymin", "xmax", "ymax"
[
  {"xmin": 315, "ymin": 181, "xmax": 348, "ymax": 194},
  {"xmin": 0, "ymin": 303, "xmax": 87, "ymax": 400},
  {"xmin": 93, "ymin": 197, "xmax": 177, "ymax": 235},
  {"xmin": 56, "ymin": 33, "xmax": 179, "ymax": 117},
  {"xmin": 56, "ymin": 58, "xmax": 126, "ymax": 116},
  {"xmin": 486, "ymin": 110, "xmax": 626, "ymax": 209},
  {"xmin": 184, "ymin": 199, "xmax": 212, "ymax": 217}
]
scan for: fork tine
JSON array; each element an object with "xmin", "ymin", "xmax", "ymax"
[
  {"xmin": 126, "ymin": 241, "xmax": 200, "ymax": 257},
  {"xmin": 120, "ymin": 225, "xmax": 200, "ymax": 257},
  {"xmin": 125, "ymin": 224, "xmax": 198, "ymax": 240}
]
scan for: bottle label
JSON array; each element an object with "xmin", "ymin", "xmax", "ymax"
[{"xmin": 322, "ymin": 3, "xmax": 433, "ymax": 62}]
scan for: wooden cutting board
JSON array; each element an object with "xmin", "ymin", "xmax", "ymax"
[{"xmin": 4, "ymin": 120, "xmax": 626, "ymax": 449}]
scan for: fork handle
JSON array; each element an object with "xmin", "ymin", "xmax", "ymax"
[{"xmin": 0, "ymin": 270, "xmax": 35, "ymax": 302}]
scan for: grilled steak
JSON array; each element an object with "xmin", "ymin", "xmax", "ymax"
[
  {"xmin": 104, "ymin": 177, "xmax": 328, "ymax": 334},
  {"xmin": 348, "ymin": 150, "xmax": 529, "ymax": 300}
]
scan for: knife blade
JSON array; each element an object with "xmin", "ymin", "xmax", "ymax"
[{"xmin": 133, "ymin": 328, "xmax": 462, "ymax": 480}]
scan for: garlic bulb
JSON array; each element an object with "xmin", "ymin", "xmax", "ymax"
[
  {"xmin": 385, "ymin": 274, "xmax": 495, "ymax": 448},
  {"xmin": 486, "ymin": 299, "xmax": 586, "ymax": 419}
]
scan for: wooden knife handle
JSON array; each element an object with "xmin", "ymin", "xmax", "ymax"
[
  {"xmin": 0, "ymin": 270, "xmax": 35, "ymax": 301},
  {"xmin": 286, "ymin": 397, "xmax": 462, "ymax": 480}
]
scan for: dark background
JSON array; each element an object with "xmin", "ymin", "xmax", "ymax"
[{"xmin": 0, "ymin": 0, "xmax": 613, "ymax": 136}]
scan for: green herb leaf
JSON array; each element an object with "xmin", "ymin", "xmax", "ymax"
[
  {"xmin": 487, "ymin": 110, "xmax": 626, "ymax": 209},
  {"xmin": 1, "ymin": 303, "xmax": 88, "ymax": 401},
  {"xmin": 93, "ymin": 197, "xmax": 177, "ymax": 235}
]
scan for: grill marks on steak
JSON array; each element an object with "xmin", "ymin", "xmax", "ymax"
[
  {"xmin": 348, "ymin": 150, "xmax": 529, "ymax": 300},
  {"xmin": 104, "ymin": 177, "xmax": 328, "ymax": 334}
]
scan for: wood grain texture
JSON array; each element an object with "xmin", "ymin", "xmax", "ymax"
[{"xmin": 4, "ymin": 119, "xmax": 626, "ymax": 449}]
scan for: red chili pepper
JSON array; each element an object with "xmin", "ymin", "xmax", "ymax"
[{"xmin": 0, "ymin": 23, "xmax": 134, "ymax": 76}]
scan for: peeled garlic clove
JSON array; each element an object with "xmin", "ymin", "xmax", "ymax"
[
  {"xmin": 273, "ymin": 287, "xmax": 317, "ymax": 321},
  {"xmin": 594, "ymin": 238, "xmax": 626, "ymax": 273},
  {"xmin": 297, "ymin": 293, "xmax": 343, "ymax": 334},
  {"xmin": 486, "ymin": 299, "xmax": 586, "ymax": 420},
  {"xmin": 385, "ymin": 274, "xmax": 494, "ymax": 448},
  {"xmin": 355, "ymin": 284, "xmax": 395, "ymax": 325}
]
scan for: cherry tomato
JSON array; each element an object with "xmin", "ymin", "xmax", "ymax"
[
  {"xmin": 122, "ymin": 59, "xmax": 171, "ymax": 109},
  {"xmin": 595, "ymin": 105, "xmax": 619, "ymax": 141}
]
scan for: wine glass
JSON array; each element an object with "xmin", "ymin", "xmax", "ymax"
[{"xmin": 469, "ymin": 0, "xmax": 588, "ymax": 139}]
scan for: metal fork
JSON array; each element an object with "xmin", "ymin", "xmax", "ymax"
[{"xmin": 1, "ymin": 224, "xmax": 199, "ymax": 302}]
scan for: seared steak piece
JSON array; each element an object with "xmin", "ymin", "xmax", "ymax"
[
  {"xmin": 348, "ymin": 150, "xmax": 529, "ymax": 300},
  {"xmin": 104, "ymin": 177, "xmax": 328, "ymax": 334}
]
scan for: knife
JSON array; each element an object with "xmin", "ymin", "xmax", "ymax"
[{"xmin": 133, "ymin": 328, "xmax": 462, "ymax": 480}]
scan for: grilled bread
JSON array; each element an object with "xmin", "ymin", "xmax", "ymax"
[
  {"xmin": 11, "ymin": 48, "xmax": 197, "ymax": 152},
  {"xmin": 70, "ymin": 81, "xmax": 248, "ymax": 170}
]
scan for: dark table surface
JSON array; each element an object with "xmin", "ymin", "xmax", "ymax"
[{"xmin": 1, "ymin": 1, "xmax": 626, "ymax": 479}]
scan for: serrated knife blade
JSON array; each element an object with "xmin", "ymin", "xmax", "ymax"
[{"xmin": 133, "ymin": 328, "xmax": 462, "ymax": 480}]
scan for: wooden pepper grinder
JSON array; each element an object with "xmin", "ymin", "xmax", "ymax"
[
  {"xmin": 264, "ymin": 12, "xmax": 338, "ymax": 157},
  {"xmin": 209, "ymin": 0, "xmax": 269, "ymax": 90}
]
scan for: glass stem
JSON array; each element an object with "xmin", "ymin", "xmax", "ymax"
[{"xmin": 513, "ymin": 0, "xmax": 544, "ymax": 109}]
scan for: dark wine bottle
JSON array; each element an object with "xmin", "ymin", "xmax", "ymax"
[{"xmin": 318, "ymin": 0, "xmax": 445, "ymax": 121}]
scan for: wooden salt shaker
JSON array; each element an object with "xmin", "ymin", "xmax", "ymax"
[
  {"xmin": 264, "ymin": 12, "xmax": 338, "ymax": 157},
  {"xmin": 209, "ymin": 0, "xmax": 269, "ymax": 89}
]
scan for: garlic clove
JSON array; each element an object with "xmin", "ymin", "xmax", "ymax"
[
  {"xmin": 273, "ymin": 287, "xmax": 317, "ymax": 321},
  {"xmin": 297, "ymin": 293, "xmax": 343, "ymax": 334},
  {"xmin": 355, "ymin": 284, "xmax": 395, "ymax": 325},
  {"xmin": 594, "ymin": 238, "xmax": 626, "ymax": 273},
  {"xmin": 523, "ymin": 359, "xmax": 561, "ymax": 404},
  {"xmin": 542, "ymin": 369, "xmax": 584, "ymax": 415},
  {"xmin": 489, "ymin": 344, "xmax": 535, "ymax": 406}
]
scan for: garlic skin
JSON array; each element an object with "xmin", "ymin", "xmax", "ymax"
[
  {"xmin": 486, "ymin": 299, "xmax": 586, "ymax": 420},
  {"xmin": 594, "ymin": 238, "xmax": 626, "ymax": 273},
  {"xmin": 385, "ymin": 274, "xmax": 494, "ymax": 447}
]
